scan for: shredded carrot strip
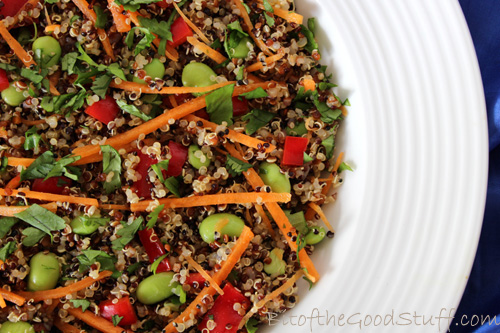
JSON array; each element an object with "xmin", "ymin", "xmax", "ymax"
[
  {"xmin": 185, "ymin": 256, "xmax": 224, "ymax": 295},
  {"xmin": 21, "ymin": 119, "xmax": 47, "ymax": 125},
  {"xmin": 184, "ymin": 114, "xmax": 276, "ymax": 153},
  {"xmin": 0, "ymin": 288, "xmax": 26, "ymax": 306},
  {"xmin": 5, "ymin": 175, "xmax": 21, "ymax": 190},
  {"xmin": 46, "ymin": 299, "xmax": 60, "ymax": 314},
  {"xmin": 214, "ymin": 218, "xmax": 229, "ymax": 235},
  {"xmin": 54, "ymin": 316, "xmax": 87, "ymax": 333},
  {"xmin": 254, "ymin": 204, "xmax": 275, "ymax": 237},
  {"xmin": 107, "ymin": 0, "xmax": 131, "ymax": 32},
  {"xmin": 187, "ymin": 36, "xmax": 227, "ymax": 64},
  {"xmin": 109, "ymin": 80, "xmax": 235, "ymax": 94},
  {"xmin": 0, "ymin": 127, "xmax": 8, "ymax": 140},
  {"xmin": 66, "ymin": 306, "xmax": 132, "ymax": 333},
  {"xmin": 0, "ymin": 259, "xmax": 3, "ymax": 268},
  {"xmin": 224, "ymin": 142, "xmax": 320, "ymax": 283},
  {"xmin": 97, "ymin": 29, "xmax": 116, "ymax": 61},
  {"xmin": 168, "ymin": 95, "xmax": 178, "ymax": 108},
  {"xmin": 308, "ymin": 202, "xmax": 334, "ymax": 232},
  {"xmin": 0, "ymin": 188, "xmax": 98, "ymax": 207},
  {"xmin": 7, "ymin": 157, "xmax": 34, "ymax": 167},
  {"xmin": 131, "ymin": 192, "xmax": 291, "ymax": 211},
  {"xmin": 0, "ymin": 294, "xmax": 6, "ymax": 308},
  {"xmin": 126, "ymin": 10, "xmax": 140, "ymax": 26},
  {"xmin": 238, "ymin": 270, "xmax": 303, "ymax": 328},
  {"xmin": 0, "ymin": 202, "xmax": 57, "ymax": 216},
  {"xmin": 164, "ymin": 227, "xmax": 254, "ymax": 333},
  {"xmin": 18, "ymin": 271, "xmax": 112, "ymax": 302},
  {"xmin": 173, "ymin": 2, "xmax": 210, "ymax": 44},
  {"xmin": 0, "ymin": 21, "xmax": 35, "ymax": 67},
  {"xmin": 71, "ymin": 82, "xmax": 273, "ymax": 161},
  {"xmin": 44, "ymin": 24, "xmax": 61, "ymax": 33},
  {"xmin": 332, "ymin": 152, "xmax": 345, "ymax": 173},
  {"xmin": 340, "ymin": 105, "xmax": 348, "ymax": 117},
  {"xmin": 247, "ymin": 73, "xmax": 263, "ymax": 83},
  {"xmin": 99, "ymin": 204, "xmax": 130, "ymax": 210},
  {"xmin": 303, "ymin": 78, "xmax": 316, "ymax": 92},
  {"xmin": 256, "ymin": 3, "xmax": 303, "ymax": 24},
  {"xmin": 231, "ymin": 0, "xmax": 273, "ymax": 56},
  {"xmin": 246, "ymin": 48, "xmax": 285, "ymax": 72}
]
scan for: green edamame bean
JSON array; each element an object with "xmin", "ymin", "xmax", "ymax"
[
  {"xmin": 199, "ymin": 213, "xmax": 244, "ymax": 243},
  {"xmin": 1, "ymin": 83, "xmax": 26, "ymax": 107},
  {"xmin": 0, "ymin": 321, "xmax": 35, "ymax": 333},
  {"xmin": 32, "ymin": 36, "xmax": 62, "ymax": 68},
  {"xmin": 188, "ymin": 144, "xmax": 210, "ymax": 169},
  {"xmin": 258, "ymin": 162, "xmax": 291, "ymax": 193},
  {"xmin": 136, "ymin": 272, "xmax": 178, "ymax": 304},
  {"xmin": 229, "ymin": 36, "xmax": 252, "ymax": 59},
  {"xmin": 133, "ymin": 59, "xmax": 165, "ymax": 84},
  {"xmin": 182, "ymin": 62, "xmax": 217, "ymax": 90},
  {"xmin": 285, "ymin": 122, "xmax": 307, "ymax": 136},
  {"xmin": 305, "ymin": 226, "xmax": 326, "ymax": 245},
  {"xmin": 264, "ymin": 248, "xmax": 286, "ymax": 277},
  {"xmin": 27, "ymin": 252, "xmax": 60, "ymax": 291},
  {"xmin": 70, "ymin": 216, "xmax": 108, "ymax": 235}
]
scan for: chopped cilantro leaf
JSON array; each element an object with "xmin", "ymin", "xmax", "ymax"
[
  {"xmin": 138, "ymin": 16, "xmax": 172, "ymax": 41},
  {"xmin": 15, "ymin": 204, "xmax": 66, "ymax": 241},
  {"xmin": 77, "ymin": 249, "xmax": 117, "ymax": 273},
  {"xmin": 338, "ymin": 162, "xmax": 353, "ymax": 173},
  {"xmin": 205, "ymin": 83, "xmax": 235, "ymax": 125},
  {"xmin": 263, "ymin": 0, "xmax": 274, "ymax": 12},
  {"xmin": 24, "ymin": 126, "xmax": 42, "ymax": 151},
  {"xmin": 22, "ymin": 227, "xmax": 46, "ymax": 247},
  {"xmin": 111, "ymin": 217, "xmax": 143, "ymax": 250},
  {"xmin": 125, "ymin": 27, "xmax": 156, "ymax": 56},
  {"xmin": 151, "ymin": 160, "xmax": 170, "ymax": 183},
  {"xmin": 0, "ymin": 241, "xmax": 16, "ymax": 261},
  {"xmin": 245, "ymin": 318, "xmax": 259, "ymax": 333},
  {"xmin": 264, "ymin": 12, "xmax": 275, "ymax": 27},
  {"xmin": 151, "ymin": 253, "xmax": 168, "ymax": 274},
  {"xmin": 226, "ymin": 155, "xmax": 252, "ymax": 177},
  {"xmin": 241, "ymin": 109, "xmax": 274, "ymax": 135},
  {"xmin": 112, "ymin": 315, "xmax": 123, "ymax": 326},
  {"xmin": 94, "ymin": 5, "xmax": 109, "ymax": 29},
  {"xmin": 91, "ymin": 74, "xmax": 112, "ymax": 99},
  {"xmin": 61, "ymin": 52, "xmax": 78, "ymax": 75},
  {"xmin": 69, "ymin": 299, "xmax": 91, "ymax": 312},
  {"xmin": 164, "ymin": 176, "xmax": 181, "ymax": 198},
  {"xmin": 300, "ymin": 23, "xmax": 319, "ymax": 54},
  {"xmin": 20, "ymin": 151, "xmax": 81, "ymax": 181},
  {"xmin": 114, "ymin": 0, "xmax": 161, "ymax": 12},
  {"xmin": 101, "ymin": 145, "xmax": 122, "ymax": 194},
  {"xmin": 239, "ymin": 87, "xmax": 268, "ymax": 99},
  {"xmin": 146, "ymin": 204, "xmax": 165, "ymax": 229},
  {"xmin": 0, "ymin": 217, "xmax": 17, "ymax": 238},
  {"xmin": 117, "ymin": 99, "xmax": 152, "ymax": 121},
  {"xmin": 322, "ymin": 135, "xmax": 335, "ymax": 159}
]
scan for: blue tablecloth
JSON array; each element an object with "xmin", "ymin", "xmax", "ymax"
[{"xmin": 452, "ymin": 1, "xmax": 500, "ymax": 332}]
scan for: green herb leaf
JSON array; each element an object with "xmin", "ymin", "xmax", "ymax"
[
  {"xmin": 92, "ymin": 74, "xmax": 112, "ymax": 99},
  {"xmin": 224, "ymin": 22, "xmax": 249, "ymax": 60},
  {"xmin": 0, "ymin": 157, "xmax": 7, "ymax": 173},
  {"xmin": 146, "ymin": 204, "xmax": 165, "ymax": 229},
  {"xmin": 20, "ymin": 67, "xmax": 46, "ymax": 85},
  {"xmin": 94, "ymin": 5, "xmax": 109, "ymax": 29},
  {"xmin": 127, "ymin": 262, "xmax": 142, "ymax": 274},
  {"xmin": 22, "ymin": 227, "xmax": 46, "ymax": 247},
  {"xmin": 41, "ymin": 88, "xmax": 87, "ymax": 114},
  {"xmin": 226, "ymin": 155, "xmax": 252, "ymax": 177},
  {"xmin": 164, "ymin": 176, "xmax": 181, "ymax": 197},
  {"xmin": 0, "ymin": 63, "xmax": 18, "ymax": 71},
  {"xmin": 106, "ymin": 63, "xmax": 127, "ymax": 81},
  {"xmin": 206, "ymin": 84, "xmax": 235, "ymax": 125},
  {"xmin": 171, "ymin": 284, "xmax": 186, "ymax": 304},
  {"xmin": 77, "ymin": 249, "xmax": 117, "ymax": 273},
  {"xmin": 24, "ymin": 126, "xmax": 42, "ymax": 151},
  {"xmin": 15, "ymin": 204, "xmax": 66, "ymax": 241},
  {"xmin": 101, "ymin": 145, "xmax": 122, "ymax": 194},
  {"xmin": 307, "ymin": 17, "xmax": 316, "ymax": 36},
  {"xmin": 300, "ymin": 23, "xmax": 319, "ymax": 54},
  {"xmin": 125, "ymin": 27, "xmax": 156, "ymax": 55},
  {"xmin": 70, "ymin": 15, "xmax": 81, "ymax": 24},
  {"xmin": 318, "ymin": 82, "xmax": 337, "ymax": 90},
  {"xmin": 111, "ymin": 217, "xmax": 143, "ymax": 250},
  {"xmin": 114, "ymin": 0, "xmax": 162, "ymax": 12},
  {"xmin": 151, "ymin": 160, "xmax": 170, "ymax": 183},
  {"xmin": 0, "ymin": 241, "xmax": 16, "ymax": 261},
  {"xmin": 0, "ymin": 217, "xmax": 17, "ymax": 238},
  {"xmin": 69, "ymin": 299, "xmax": 91, "ymax": 312},
  {"xmin": 138, "ymin": 16, "xmax": 172, "ymax": 41},
  {"xmin": 239, "ymin": 87, "xmax": 268, "ymax": 99},
  {"xmin": 62, "ymin": 52, "xmax": 78, "ymax": 75},
  {"xmin": 263, "ymin": 0, "xmax": 274, "ymax": 12},
  {"xmin": 241, "ymin": 108, "xmax": 274, "ymax": 135},
  {"xmin": 264, "ymin": 12, "xmax": 275, "ymax": 27},
  {"xmin": 236, "ymin": 66, "xmax": 245, "ymax": 81},
  {"xmin": 322, "ymin": 135, "xmax": 335, "ymax": 159},
  {"xmin": 338, "ymin": 162, "xmax": 353, "ymax": 173},
  {"xmin": 112, "ymin": 315, "xmax": 123, "ymax": 327},
  {"xmin": 245, "ymin": 318, "xmax": 259, "ymax": 333},
  {"xmin": 116, "ymin": 99, "xmax": 152, "ymax": 121},
  {"xmin": 284, "ymin": 210, "xmax": 309, "ymax": 236},
  {"xmin": 303, "ymin": 276, "xmax": 314, "ymax": 290},
  {"xmin": 76, "ymin": 43, "xmax": 125, "ymax": 80},
  {"xmin": 44, "ymin": 154, "xmax": 81, "ymax": 181},
  {"xmin": 151, "ymin": 253, "xmax": 168, "ymax": 274}
]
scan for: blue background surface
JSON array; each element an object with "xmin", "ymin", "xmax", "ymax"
[{"xmin": 452, "ymin": 1, "xmax": 500, "ymax": 332}]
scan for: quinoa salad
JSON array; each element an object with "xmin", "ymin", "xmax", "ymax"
[{"xmin": 0, "ymin": 0, "xmax": 350, "ymax": 332}]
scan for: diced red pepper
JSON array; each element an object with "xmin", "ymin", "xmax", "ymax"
[
  {"xmin": 167, "ymin": 17, "xmax": 193, "ymax": 48},
  {"xmin": 156, "ymin": 0, "xmax": 171, "ymax": 8},
  {"xmin": 84, "ymin": 95, "xmax": 120, "ymax": 125},
  {"xmin": 232, "ymin": 97, "xmax": 249, "ymax": 116},
  {"xmin": 0, "ymin": 69, "xmax": 9, "ymax": 92},
  {"xmin": 32, "ymin": 176, "xmax": 72, "ymax": 195},
  {"xmin": 132, "ymin": 150, "xmax": 158, "ymax": 199},
  {"xmin": 282, "ymin": 136, "xmax": 309, "ymax": 166},
  {"xmin": 198, "ymin": 283, "xmax": 250, "ymax": 333},
  {"xmin": 184, "ymin": 272, "xmax": 206, "ymax": 287},
  {"xmin": 99, "ymin": 296, "xmax": 138, "ymax": 326},
  {"xmin": 137, "ymin": 227, "xmax": 171, "ymax": 273},
  {"xmin": 164, "ymin": 141, "xmax": 188, "ymax": 177},
  {"xmin": 0, "ymin": 0, "xmax": 28, "ymax": 18}
]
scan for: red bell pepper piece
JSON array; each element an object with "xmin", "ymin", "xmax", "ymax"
[
  {"xmin": 164, "ymin": 141, "xmax": 188, "ymax": 177},
  {"xmin": 156, "ymin": 0, "xmax": 170, "ymax": 8},
  {"xmin": 167, "ymin": 17, "xmax": 193, "ymax": 48},
  {"xmin": 198, "ymin": 283, "xmax": 250, "ymax": 333},
  {"xmin": 0, "ymin": 69, "xmax": 9, "ymax": 92},
  {"xmin": 32, "ymin": 176, "xmax": 72, "ymax": 194},
  {"xmin": 84, "ymin": 95, "xmax": 120, "ymax": 125},
  {"xmin": 232, "ymin": 97, "xmax": 249, "ymax": 116},
  {"xmin": 132, "ymin": 150, "xmax": 158, "ymax": 199},
  {"xmin": 99, "ymin": 296, "xmax": 138, "ymax": 326},
  {"xmin": 282, "ymin": 136, "xmax": 309, "ymax": 166},
  {"xmin": 137, "ymin": 227, "xmax": 171, "ymax": 273},
  {"xmin": 184, "ymin": 272, "xmax": 206, "ymax": 287},
  {"xmin": 0, "ymin": 0, "xmax": 28, "ymax": 18}
]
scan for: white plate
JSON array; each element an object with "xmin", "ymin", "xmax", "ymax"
[{"xmin": 262, "ymin": 0, "xmax": 488, "ymax": 332}]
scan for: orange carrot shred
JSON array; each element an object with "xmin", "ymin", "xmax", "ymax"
[
  {"xmin": 107, "ymin": 0, "xmax": 131, "ymax": 32},
  {"xmin": 99, "ymin": 204, "xmax": 130, "ymax": 210},
  {"xmin": 168, "ymin": 95, "xmax": 178, "ymax": 108},
  {"xmin": 303, "ymin": 78, "xmax": 316, "ymax": 92},
  {"xmin": 0, "ymin": 21, "xmax": 35, "ymax": 67},
  {"xmin": 173, "ymin": 2, "xmax": 211, "ymax": 45},
  {"xmin": 164, "ymin": 227, "xmax": 254, "ymax": 333},
  {"xmin": 131, "ymin": 192, "xmax": 291, "ymax": 211},
  {"xmin": 0, "ymin": 294, "xmax": 6, "ymax": 308},
  {"xmin": 54, "ymin": 316, "xmax": 87, "ymax": 333},
  {"xmin": 7, "ymin": 157, "xmax": 35, "ymax": 167},
  {"xmin": 0, "ymin": 188, "xmax": 98, "ymax": 207},
  {"xmin": 18, "ymin": 271, "xmax": 112, "ymax": 302},
  {"xmin": 66, "ymin": 306, "xmax": 133, "ymax": 333},
  {"xmin": 308, "ymin": 202, "xmax": 335, "ymax": 233},
  {"xmin": 0, "ymin": 288, "xmax": 26, "ymax": 306},
  {"xmin": 109, "ymin": 80, "xmax": 235, "ymax": 94},
  {"xmin": 184, "ymin": 114, "xmax": 276, "ymax": 153},
  {"xmin": 254, "ymin": 204, "xmax": 275, "ymax": 237},
  {"xmin": 0, "ymin": 202, "xmax": 57, "ymax": 217},
  {"xmin": 246, "ymin": 49, "xmax": 286, "ymax": 73},
  {"xmin": 186, "ymin": 36, "xmax": 227, "ymax": 64},
  {"xmin": 185, "ymin": 256, "xmax": 224, "ymax": 295},
  {"xmin": 256, "ymin": 2, "xmax": 303, "ymax": 24},
  {"xmin": 5, "ymin": 175, "xmax": 21, "ymax": 190},
  {"xmin": 44, "ymin": 24, "xmax": 61, "ymax": 33}
]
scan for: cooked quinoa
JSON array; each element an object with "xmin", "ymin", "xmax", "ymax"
[{"xmin": 0, "ymin": 0, "xmax": 347, "ymax": 332}]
